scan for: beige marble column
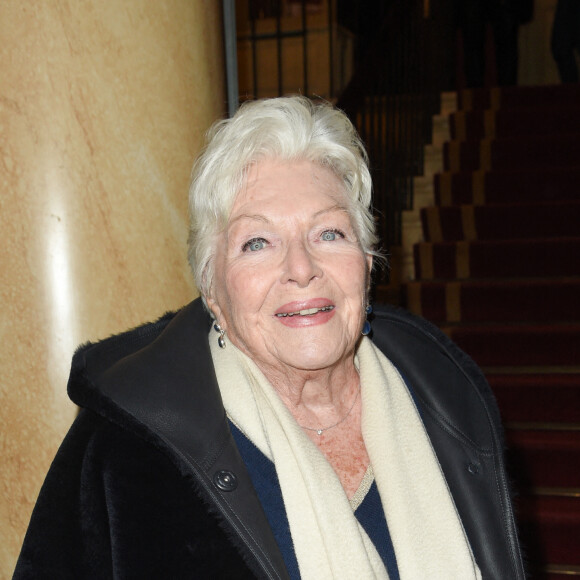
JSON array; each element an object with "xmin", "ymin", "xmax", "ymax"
[{"xmin": 0, "ymin": 2, "xmax": 225, "ymax": 576}]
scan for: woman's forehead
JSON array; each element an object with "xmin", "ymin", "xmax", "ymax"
[{"xmin": 233, "ymin": 159, "xmax": 349, "ymax": 211}]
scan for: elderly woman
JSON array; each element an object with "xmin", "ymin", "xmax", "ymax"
[{"xmin": 14, "ymin": 97, "xmax": 524, "ymax": 579}]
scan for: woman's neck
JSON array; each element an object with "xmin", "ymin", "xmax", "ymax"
[{"xmin": 255, "ymin": 354, "xmax": 361, "ymax": 426}]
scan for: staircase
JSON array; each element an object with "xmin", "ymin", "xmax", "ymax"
[{"xmin": 401, "ymin": 84, "xmax": 580, "ymax": 578}]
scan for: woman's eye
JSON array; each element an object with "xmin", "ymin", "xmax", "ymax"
[
  {"xmin": 242, "ymin": 237, "xmax": 267, "ymax": 252},
  {"xmin": 321, "ymin": 229, "xmax": 343, "ymax": 241}
]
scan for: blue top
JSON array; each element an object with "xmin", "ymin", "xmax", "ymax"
[{"xmin": 230, "ymin": 422, "xmax": 400, "ymax": 580}]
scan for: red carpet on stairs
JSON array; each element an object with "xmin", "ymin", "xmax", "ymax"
[
  {"xmin": 506, "ymin": 430, "xmax": 580, "ymax": 489},
  {"xmin": 450, "ymin": 107, "xmax": 580, "ymax": 141},
  {"xmin": 442, "ymin": 323, "xmax": 580, "ymax": 368},
  {"xmin": 444, "ymin": 133, "xmax": 580, "ymax": 173},
  {"xmin": 435, "ymin": 167, "xmax": 580, "ymax": 205},
  {"xmin": 407, "ymin": 279, "xmax": 580, "ymax": 323},
  {"xmin": 421, "ymin": 201, "xmax": 580, "ymax": 241},
  {"xmin": 414, "ymin": 237, "xmax": 580, "ymax": 279},
  {"xmin": 517, "ymin": 496, "xmax": 580, "ymax": 567},
  {"xmin": 458, "ymin": 84, "xmax": 580, "ymax": 110},
  {"xmin": 405, "ymin": 84, "xmax": 580, "ymax": 579},
  {"xmin": 489, "ymin": 374, "xmax": 580, "ymax": 424}
]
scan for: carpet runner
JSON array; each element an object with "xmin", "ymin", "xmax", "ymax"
[
  {"xmin": 421, "ymin": 201, "xmax": 580, "ymax": 241},
  {"xmin": 403, "ymin": 84, "xmax": 580, "ymax": 579},
  {"xmin": 450, "ymin": 107, "xmax": 580, "ymax": 141},
  {"xmin": 414, "ymin": 237, "xmax": 580, "ymax": 279},
  {"xmin": 407, "ymin": 279, "xmax": 580, "ymax": 323},
  {"xmin": 435, "ymin": 167, "xmax": 580, "ymax": 206},
  {"xmin": 489, "ymin": 374, "xmax": 580, "ymax": 424}
]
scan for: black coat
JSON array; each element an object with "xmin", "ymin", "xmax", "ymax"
[{"xmin": 14, "ymin": 299, "xmax": 525, "ymax": 579}]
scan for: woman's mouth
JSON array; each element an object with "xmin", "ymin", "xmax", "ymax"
[
  {"xmin": 275, "ymin": 306, "xmax": 335, "ymax": 318},
  {"xmin": 274, "ymin": 301, "xmax": 336, "ymax": 327}
]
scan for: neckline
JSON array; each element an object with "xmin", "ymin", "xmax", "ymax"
[{"xmin": 349, "ymin": 464, "xmax": 374, "ymax": 511}]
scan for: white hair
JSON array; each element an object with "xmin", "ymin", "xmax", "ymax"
[{"xmin": 187, "ymin": 96, "xmax": 382, "ymax": 298}]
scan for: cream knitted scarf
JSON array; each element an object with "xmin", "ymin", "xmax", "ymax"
[{"xmin": 210, "ymin": 333, "xmax": 481, "ymax": 580}]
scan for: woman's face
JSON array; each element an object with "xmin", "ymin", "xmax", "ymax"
[{"xmin": 207, "ymin": 159, "xmax": 372, "ymax": 376}]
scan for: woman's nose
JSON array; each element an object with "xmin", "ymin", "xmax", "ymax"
[{"xmin": 280, "ymin": 240, "xmax": 322, "ymax": 287}]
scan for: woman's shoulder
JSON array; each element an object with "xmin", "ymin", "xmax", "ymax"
[
  {"xmin": 68, "ymin": 299, "xmax": 210, "ymax": 408},
  {"xmin": 370, "ymin": 303, "xmax": 502, "ymax": 452},
  {"xmin": 371, "ymin": 303, "xmax": 477, "ymax": 374},
  {"xmin": 64, "ymin": 298, "xmax": 229, "ymax": 486},
  {"xmin": 372, "ymin": 303, "xmax": 455, "ymax": 348}
]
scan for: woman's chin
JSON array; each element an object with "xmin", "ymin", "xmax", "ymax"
[{"xmin": 272, "ymin": 340, "xmax": 354, "ymax": 373}]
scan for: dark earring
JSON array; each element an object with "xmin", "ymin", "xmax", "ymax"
[
  {"xmin": 214, "ymin": 323, "xmax": 226, "ymax": 349},
  {"xmin": 361, "ymin": 304, "xmax": 372, "ymax": 336}
]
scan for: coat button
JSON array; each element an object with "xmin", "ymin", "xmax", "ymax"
[
  {"xmin": 213, "ymin": 469, "xmax": 238, "ymax": 491},
  {"xmin": 467, "ymin": 462, "xmax": 480, "ymax": 475}
]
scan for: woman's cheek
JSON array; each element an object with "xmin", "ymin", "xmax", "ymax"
[{"xmin": 227, "ymin": 260, "xmax": 271, "ymax": 301}]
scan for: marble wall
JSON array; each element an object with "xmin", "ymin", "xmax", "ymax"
[{"xmin": 0, "ymin": 2, "xmax": 225, "ymax": 576}]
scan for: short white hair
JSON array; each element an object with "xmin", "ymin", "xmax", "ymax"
[{"xmin": 188, "ymin": 96, "xmax": 382, "ymax": 298}]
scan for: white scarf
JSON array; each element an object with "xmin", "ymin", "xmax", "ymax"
[{"xmin": 210, "ymin": 333, "xmax": 481, "ymax": 580}]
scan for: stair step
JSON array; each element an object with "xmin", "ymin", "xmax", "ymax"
[
  {"xmin": 489, "ymin": 374, "xmax": 580, "ymax": 424},
  {"xmin": 420, "ymin": 201, "xmax": 580, "ymax": 242},
  {"xmin": 413, "ymin": 237, "xmax": 580, "ymax": 280},
  {"xmin": 404, "ymin": 278, "xmax": 580, "ymax": 324},
  {"xmin": 450, "ymin": 107, "xmax": 580, "ymax": 141},
  {"xmin": 444, "ymin": 323, "xmax": 580, "ymax": 367},
  {"xmin": 412, "ymin": 175, "xmax": 434, "ymax": 207},
  {"xmin": 516, "ymin": 495, "xmax": 580, "ymax": 566},
  {"xmin": 423, "ymin": 144, "xmax": 444, "ymax": 175},
  {"xmin": 458, "ymin": 84, "xmax": 580, "ymax": 111},
  {"xmin": 432, "ymin": 114, "xmax": 451, "ymax": 147},
  {"xmin": 542, "ymin": 564, "xmax": 580, "ymax": 580},
  {"xmin": 506, "ymin": 430, "xmax": 580, "ymax": 490},
  {"xmin": 440, "ymin": 91, "xmax": 458, "ymax": 116},
  {"xmin": 434, "ymin": 168, "xmax": 580, "ymax": 206},
  {"xmin": 443, "ymin": 134, "xmax": 580, "ymax": 173}
]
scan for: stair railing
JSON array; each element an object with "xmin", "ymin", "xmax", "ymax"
[{"xmin": 337, "ymin": 0, "xmax": 442, "ymax": 264}]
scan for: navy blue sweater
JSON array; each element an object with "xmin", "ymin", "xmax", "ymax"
[{"xmin": 230, "ymin": 423, "xmax": 400, "ymax": 579}]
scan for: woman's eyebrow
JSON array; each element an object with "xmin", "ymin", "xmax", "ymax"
[
  {"xmin": 229, "ymin": 213, "xmax": 271, "ymax": 226},
  {"xmin": 230, "ymin": 205, "xmax": 349, "ymax": 227},
  {"xmin": 312, "ymin": 204, "xmax": 350, "ymax": 219}
]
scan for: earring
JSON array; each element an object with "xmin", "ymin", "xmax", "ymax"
[
  {"xmin": 214, "ymin": 323, "xmax": 226, "ymax": 349},
  {"xmin": 361, "ymin": 304, "xmax": 373, "ymax": 336}
]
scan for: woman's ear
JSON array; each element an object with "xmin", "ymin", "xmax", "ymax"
[
  {"xmin": 205, "ymin": 294, "xmax": 224, "ymax": 327},
  {"xmin": 366, "ymin": 254, "xmax": 373, "ymax": 290}
]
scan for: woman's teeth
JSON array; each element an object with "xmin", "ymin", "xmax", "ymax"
[{"xmin": 276, "ymin": 305, "xmax": 334, "ymax": 317}]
